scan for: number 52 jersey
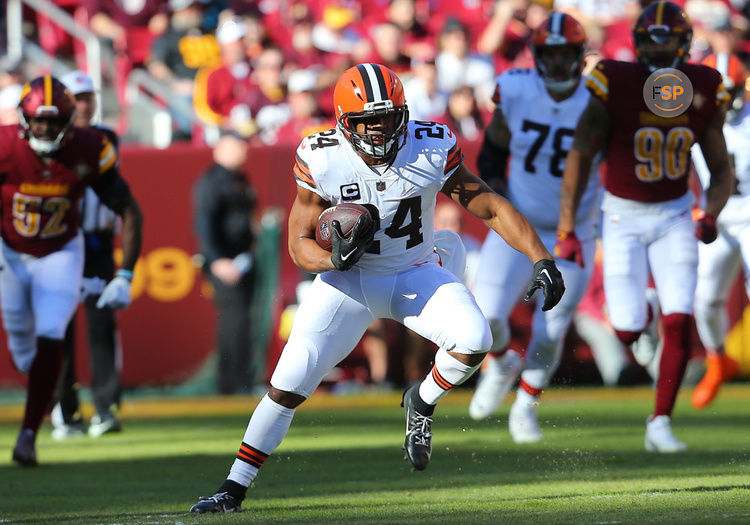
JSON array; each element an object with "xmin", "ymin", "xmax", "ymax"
[
  {"xmin": 0, "ymin": 125, "xmax": 116, "ymax": 257},
  {"xmin": 293, "ymin": 121, "xmax": 463, "ymax": 273}
]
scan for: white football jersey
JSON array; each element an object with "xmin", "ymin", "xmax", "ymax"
[
  {"xmin": 691, "ymin": 104, "xmax": 750, "ymax": 224},
  {"xmin": 497, "ymin": 68, "xmax": 600, "ymax": 233},
  {"xmin": 294, "ymin": 121, "xmax": 463, "ymax": 273}
]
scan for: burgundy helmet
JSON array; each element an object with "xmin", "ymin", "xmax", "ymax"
[{"xmin": 18, "ymin": 75, "xmax": 76, "ymax": 155}]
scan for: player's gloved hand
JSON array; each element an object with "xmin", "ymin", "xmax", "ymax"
[
  {"xmin": 693, "ymin": 210, "xmax": 718, "ymax": 244},
  {"xmin": 81, "ymin": 276, "xmax": 107, "ymax": 301},
  {"xmin": 96, "ymin": 270, "xmax": 133, "ymax": 309},
  {"xmin": 330, "ymin": 215, "xmax": 375, "ymax": 271},
  {"xmin": 554, "ymin": 230, "xmax": 584, "ymax": 267},
  {"xmin": 524, "ymin": 259, "xmax": 565, "ymax": 312}
]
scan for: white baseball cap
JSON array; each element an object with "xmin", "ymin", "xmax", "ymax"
[
  {"xmin": 0, "ymin": 84, "xmax": 23, "ymax": 109},
  {"xmin": 60, "ymin": 70, "xmax": 95, "ymax": 95},
  {"xmin": 216, "ymin": 18, "xmax": 248, "ymax": 44},
  {"xmin": 287, "ymin": 69, "xmax": 318, "ymax": 94}
]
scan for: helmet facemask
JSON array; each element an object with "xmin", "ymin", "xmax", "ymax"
[
  {"xmin": 533, "ymin": 43, "xmax": 585, "ymax": 93},
  {"xmin": 635, "ymin": 29, "xmax": 690, "ymax": 73},
  {"xmin": 19, "ymin": 112, "xmax": 75, "ymax": 155},
  {"xmin": 338, "ymin": 99, "xmax": 409, "ymax": 163}
]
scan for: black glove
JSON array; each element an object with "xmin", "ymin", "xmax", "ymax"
[
  {"xmin": 330, "ymin": 215, "xmax": 375, "ymax": 271},
  {"xmin": 524, "ymin": 259, "xmax": 565, "ymax": 311}
]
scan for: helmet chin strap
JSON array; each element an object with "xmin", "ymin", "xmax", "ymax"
[
  {"xmin": 28, "ymin": 130, "xmax": 65, "ymax": 155},
  {"xmin": 544, "ymin": 76, "xmax": 579, "ymax": 93}
]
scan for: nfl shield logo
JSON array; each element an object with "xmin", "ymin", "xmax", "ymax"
[{"xmin": 376, "ymin": 181, "xmax": 386, "ymax": 191}]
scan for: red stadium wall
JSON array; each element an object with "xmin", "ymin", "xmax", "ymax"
[{"xmin": 0, "ymin": 140, "xmax": 747, "ymax": 388}]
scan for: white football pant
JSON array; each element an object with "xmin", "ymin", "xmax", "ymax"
[
  {"xmin": 0, "ymin": 233, "xmax": 84, "ymax": 373},
  {"xmin": 694, "ymin": 220, "xmax": 750, "ymax": 349},
  {"xmin": 271, "ymin": 260, "xmax": 492, "ymax": 397},
  {"xmin": 473, "ymin": 227, "xmax": 595, "ymax": 384}
]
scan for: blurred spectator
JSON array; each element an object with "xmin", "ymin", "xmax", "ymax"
[
  {"xmin": 403, "ymin": 57, "xmax": 447, "ymax": 121},
  {"xmin": 439, "ymin": 85, "xmax": 486, "ymax": 141},
  {"xmin": 276, "ymin": 69, "xmax": 334, "ymax": 144},
  {"xmin": 193, "ymin": 134, "xmax": 257, "ymax": 394},
  {"xmin": 83, "ymin": 0, "xmax": 169, "ymax": 132},
  {"xmin": 434, "ymin": 17, "xmax": 495, "ymax": 106},
  {"xmin": 52, "ymin": 70, "xmax": 125, "ymax": 439},
  {"xmin": 148, "ymin": 0, "xmax": 221, "ymax": 139},
  {"xmin": 362, "ymin": 22, "xmax": 413, "ymax": 75},
  {"xmin": 477, "ymin": 0, "xmax": 549, "ymax": 71},
  {"xmin": 428, "ymin": 0, "xmax": 497, "ymax": 46},
  {"xmin": 0, "ymin": 84, "xmax": 22, "ymax": 126},
  {"xmin": 250, "ymin": 46, "xmax": 293, "ymax": 144},
  {"xmin": 194, "ymin": 17, "xmax": 258, "ymax": 137},
  {"xmin": 362, "ymin": 0, "xmax": 436, "ymax": 61},
  {"xmin": 0, "ymin": 59, "xmax": 26, "ymax": 90},
  {"xmin": 311, "ymin": 3, "xmax": 369, "ymax": 57}
]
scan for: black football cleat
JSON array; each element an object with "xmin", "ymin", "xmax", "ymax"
[
  {"xmin": 401, "ymin": 384, "xmax": 433, "ymax": 471},
  {"xmin": 12, "ymin": 429, "xmax": 38, "ymax": 467},
  {"xmin": 190, "ymin": 492, "xmax": 242, "ymax": 513}
]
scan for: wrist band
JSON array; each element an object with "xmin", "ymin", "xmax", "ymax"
[{"xmin": 116, "ymin": 269, "xmax": 134, "ymax": 281}]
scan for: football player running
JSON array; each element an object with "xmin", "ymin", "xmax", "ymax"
[
  {"xmin": 1, "ymin": 76, "xmax": 142, "ymax": 466},
  {"xmin": 468, "ymin": 13, "xmax": 601, "ymax": 444},
  {"xmin": 556, "ymin": 1, "xmax": 732, "ymax": 452},
  {"xmin": 190, "ymin": 63, "xmax": 565, "ymax": 513},
  {"xmin": 690, "ymin": 53, "xmax": 748, "ymax": 409}
]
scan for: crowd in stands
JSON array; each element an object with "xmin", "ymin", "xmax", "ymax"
[{"xmin": 3, "ymin": 0, "xmax": 750, "ymax": 146}]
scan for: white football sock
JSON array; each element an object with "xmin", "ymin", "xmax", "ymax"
[
  {"xmin": 227, "ymin": 394, "xmax": 296, "ymax": 487},
  {"xmin": 419, "ymin": 348, "xmax": 481, "ymax": 405}
]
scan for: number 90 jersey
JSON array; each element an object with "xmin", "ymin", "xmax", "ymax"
[
  {"xmin": 293, "ymin": 121, "xmax": 464, "ymax": 273},
  {"xmin": 495, "ymin": 68, "xmax": 600, "ymax": 234},
  {"xmin": 586, "ymin": 59, "xmax": 729, "ymax": 203}
]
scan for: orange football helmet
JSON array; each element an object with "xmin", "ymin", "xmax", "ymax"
[
  {"xmin": 530, "ymin": 12, "xmax": 587, "ymax": 93},
  {"xmin": 333, "ymin": 63, "xmax": 409, "ymax": 163},
  {"xmin": 633, "ymin": 1, "xmax": 692, "ymax": 72},
  {"xmin": 18, "ymin": 75, "xmax": 76, "ymax": 155},
  {"xmin": 702, "ymin": 53, "xmax": 748, "ymax": 119}
]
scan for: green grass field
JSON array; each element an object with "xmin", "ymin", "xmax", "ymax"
[{"xmin": 1, "ymin": 385, "xmax": 749, "ymax": 524}]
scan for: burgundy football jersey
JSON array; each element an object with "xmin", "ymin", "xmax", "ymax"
[
  {"xmin": 0, "ymin": 125, "xmax": 117, "ymax": 257},
  {"xmin": 586, "ymin": 59, "xmax": 729, "ymax": 203}
]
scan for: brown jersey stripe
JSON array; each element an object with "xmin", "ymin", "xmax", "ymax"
[
  {"xmin": 445, "ymin": 151, "xmax": 464, "ymax": 173},
  {"xmin": 295, "ymin": 153, "xmax": 310, "ymax": 171},
  {"xmin": 491, "ymin": 83, "xmax": 501, "ymax": 106},
  {"xmin": 431, "ymin": 366, "xmax": 453, "ymax": 390},
  {"xmin": 294, "ymin": 163, "xmax": 316, "ymax": 186}
]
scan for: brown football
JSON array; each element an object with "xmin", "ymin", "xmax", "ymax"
[{"xmin": 315, "ymin": 203, "xmax": 372, "ymax": 251}]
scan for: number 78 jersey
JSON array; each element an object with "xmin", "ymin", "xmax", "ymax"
[
  {"xmin": 293, "ymin": 121, "xmax": 463, "ymax": 273},
  {"xmin": 497, "ymin": 69, "xmax": 600, "ymax": 232}
]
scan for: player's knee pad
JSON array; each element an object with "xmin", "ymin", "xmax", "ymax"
[
  {"xmin": 487, "ymin": 318, "xmax": 510, "ymax": 353},
  {"xmin": 693, "ymin": 296, "xmax": 724, "ymax": 323},
  {"xmin": 449, "ymin": 316, "xmax": 492, "ymax": 355},
  {"xmin": 270, "ymin": 338, "xmax": 325, "ymax": 398}
]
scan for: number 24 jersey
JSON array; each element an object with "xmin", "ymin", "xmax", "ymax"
[{"xmin": 293, "ymin": 121, "xmax": 463, "ymax": 274}]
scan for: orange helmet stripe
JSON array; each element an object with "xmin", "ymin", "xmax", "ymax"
[{"xmin": 44, "ymin": 75, "xmax": 53, "ymax": 106}]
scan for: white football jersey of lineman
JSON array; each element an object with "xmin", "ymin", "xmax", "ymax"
[
  {"xmin": 293, "ymin": 121, "xmax": 463, "ymax": 273},
  {"xmin": 692, "ymin": 104, "xmax": 750, "ymax": 224},
  {"xmin": 497, "ymin": 68, "xmax": 600, "ymax": 233}
]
